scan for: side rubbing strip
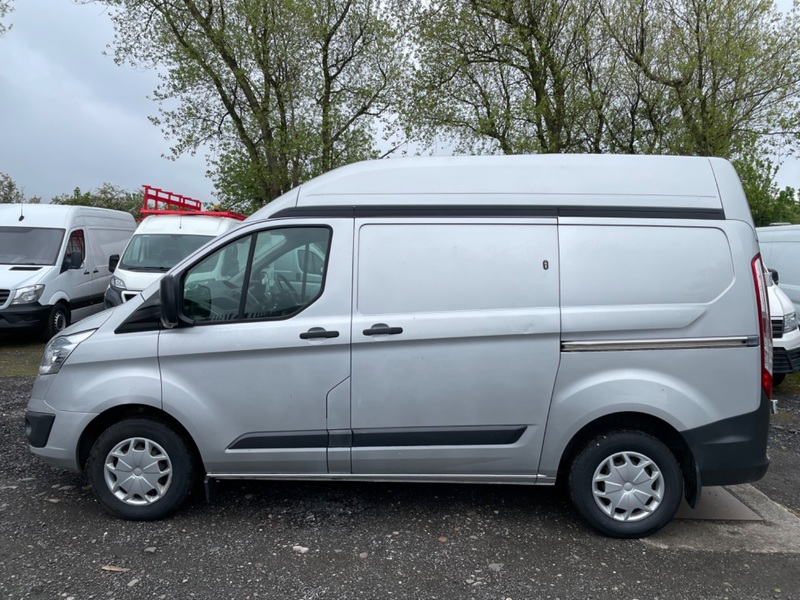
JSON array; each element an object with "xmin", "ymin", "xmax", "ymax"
[
  {"xmin": 229, "ymin": 430, "xmax": 327, "ymax": 450},
  {"xmin": 562, "ymin": 336, "xmax": 756, "ymax": 353},
  {"xmin": 353, "ymin": 426, "xmax": 527, "ymax": 447},
  {"xmin": 270, "ymin": 205, "xmax": 726, "ymax": 220}
]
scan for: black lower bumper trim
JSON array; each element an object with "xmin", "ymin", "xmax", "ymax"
[
  {"xmin": 773, "ymin": 346, "xmax": 800, "ymax": 374},
  {"xmin": 0, "ymin": 304, "xmax": 50, "ymax": 331},
  {"xmin": 682, "ymin": 390, "xmax": 771, "ymax": 486},
  {"xmin": 25, "ymin": 411, "xmax": 55, "ymax": 448}
]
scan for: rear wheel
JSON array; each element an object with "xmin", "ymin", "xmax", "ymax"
[
  {"xmin": 568, "ymin": 430, "xmax": 683, "ymax": 538},
  {"xmin": 773, "ymin": 373, "xmax": 786, "ymax": 387},
  {"xmin": 86, "ymin": 418, "xmax": 196, "ymax": 521}
]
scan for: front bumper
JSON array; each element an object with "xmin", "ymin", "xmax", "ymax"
[
  {"xmin": 0, "ymin": 303, "xmax": 50, "ymax": 331},
  {"xmin": 682, "ymin": 390, "xmax": 771, "ymax": 487},
  {"xmin": 25, "ymin": 389, "xmax": 96, "ymax": 473},
  {"xmin": 773, "ymin": 345, "xmax": 800, "ymax": 374}
]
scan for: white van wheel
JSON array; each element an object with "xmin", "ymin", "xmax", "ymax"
[
  {"xmin": 42, "ymin": 304, "xmax": 69, "ymax": 340},
  {"xmin": 87, "ymin": 419, "xmax": 195, "ymax": 520},
  {"xmin": 568, "ymin": 431, "xmax": 683, "ymax": 538}
]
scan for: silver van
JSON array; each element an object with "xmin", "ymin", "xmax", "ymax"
[{"xmin": 25, "ymin": 155, "xmax": 773, "ymax": 538}]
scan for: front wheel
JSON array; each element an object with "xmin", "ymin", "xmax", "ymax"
[
  {"xmin": 86, "ymin": 418, "xmax": 196, "ymax": 520},
  {"xmin": 773, "ymin": 373, "xmax": 786, "ymax": 387},
  {"xmin": 42, "ymin": 303, "xmax": 69, "ymax": 340},
  {"xmin": 568, "ymin": 431, "xmax": 683, "ymax": 538}
]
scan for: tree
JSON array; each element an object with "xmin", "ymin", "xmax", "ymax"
[
  {"xmin": 0, "ymin": 172, "xmax": 41, "ymax": 204},
  {"xmin": 734, "ymin": 150, "xmax": 800, "ymax": 227},
  {"xmin": 404, "ymin": 0, "xmax": 605, "ymax": 154},
  {"xmin": 90, "ymin": 0, "xmax": 406, "ymax": 208},
  {"xmin": 0, "ymin": 0, "xmax": 12, "ymax": 36},
  {"xmin": 51, "ymin": 183, "xmax": 144, "ymax": 219},
  {"xmin": 598, "ymin": 0, "xmax": 800, "ymax": 159}
]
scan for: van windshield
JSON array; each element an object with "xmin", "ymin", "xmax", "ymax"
[
  {"xmin": 119, "ymin": 234, "xmax": 215, "ymax": 271},
  {"xmin": 0, "ymin": 227, "xmax": 65, "ymax": 266}
]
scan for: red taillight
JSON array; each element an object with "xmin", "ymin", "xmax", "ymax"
[{"xmin": 752, "ymin": 254, "xmax": 773, "ymax": 398}]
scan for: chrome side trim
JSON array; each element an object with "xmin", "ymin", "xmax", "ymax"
[{"xmin": 562, "ymin": 336, "xmax": 757, "ymax": 352}]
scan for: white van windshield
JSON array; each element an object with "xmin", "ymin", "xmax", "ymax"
[
  {"xmin": 0, "ymin": 227, "xmax": 65, "ymax": 265},
  {"xmin": 119, "ymin": 234, "xmax": 214, "ymax": 271}
]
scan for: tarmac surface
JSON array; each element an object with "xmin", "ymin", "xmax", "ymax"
[{"xmin": 1, "ymin": 374, "xmax": 800, "ymax": 600}]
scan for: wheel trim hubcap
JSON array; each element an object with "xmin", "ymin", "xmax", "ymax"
[
  {"xmin": 103, "ymin": 437, "xmax": 173, "ymax": 506},
  {"xmin": 592, "ymin": 450, "xmax": 664, "ymax": 522},
  {"xmin": 53, "ymin": 311, "xmax": 66, "ymax": 332}
]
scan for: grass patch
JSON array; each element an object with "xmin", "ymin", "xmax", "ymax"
[{"xmin": 0, "ymin": 335, "xmax": 44, "ymax": 377}]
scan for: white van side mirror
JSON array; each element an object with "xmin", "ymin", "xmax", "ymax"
[{"xmin": 108, "ymin": 254, "xmax": 120, "ymax": 272}]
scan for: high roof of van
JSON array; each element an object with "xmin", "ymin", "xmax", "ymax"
[
  {"xmin": 757, "ymin": 224, "xmax": 800, "ymax": 241},
  {"xmin": 137, "ymin": 213, "xmax": 242, "ymax": 236},
  {"xmin": 0, "ymin": 204, "xmax": 135, "ymax": 229},
  {"xmin": 248, "ymin": 155, "xmax": 751, "ymax": 224}
]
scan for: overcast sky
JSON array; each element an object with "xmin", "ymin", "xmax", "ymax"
[
  {"xmin": 0, "ymin": 0, "xmax": 214, "ymax": 203},
  {"xmin": 1, "ymin": 0, "xmax": 800, "ymax": 205}
]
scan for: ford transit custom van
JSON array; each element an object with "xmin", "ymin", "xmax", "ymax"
[{"xmin": 25, "ymin": 155, "xmax": 773, "ymax": 538}]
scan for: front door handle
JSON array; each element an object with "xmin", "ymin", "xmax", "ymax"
[
  {"xmin": 363, "ymin": 323, "xmax": 403, "ymax": 336},
  {"xmin": 300, "ymin": 327, "xmax": 340, "ymax": 340}
]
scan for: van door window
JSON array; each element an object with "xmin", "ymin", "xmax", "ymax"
[
  {"xmin": 64, "ymin": 230, "xmax": 86, "ymax": 269},
  {"xmin": 182, "ymin": 227, "xmax": 331, "ymax": 324}
]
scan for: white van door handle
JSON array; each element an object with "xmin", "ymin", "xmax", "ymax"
[
  {"xmin": 300, "ymin": 327, "xmax": 340, "ymax": 340},
  {"xmin": 363, "ymin": 324, "xmax": 403, "ymax": 336}
]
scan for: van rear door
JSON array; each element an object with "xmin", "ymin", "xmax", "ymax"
[{"xmin": 350, "ymin": 217, "xmax": 560, "ymax": 478}]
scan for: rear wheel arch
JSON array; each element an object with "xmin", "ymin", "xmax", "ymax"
[{"xmin": 556, "ymin": 412, "xmax": 697, "ymax": 506}]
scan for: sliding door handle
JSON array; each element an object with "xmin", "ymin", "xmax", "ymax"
[
  {"xmin": 300, "ymin": 327, "xmax": 339, "ymax": 340},
  {"xmin": 363, "ymin": 323, "xmax": 403, "ymax": 336}
]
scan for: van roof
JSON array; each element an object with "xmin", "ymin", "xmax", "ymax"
[
  {"xmin": 249, "ymin": 155, "xmax": 750, "ymax": 222},
  {"xmin": 137, "ymin": 214, "xmax": 242, "ymax": 236},
  {"xmin": 756, "ymin": 224, "xmax": 800, "ymax": 241},
  {"xmin": 0, "ymin": 204, "xmax": 135, "ymax": 228}
]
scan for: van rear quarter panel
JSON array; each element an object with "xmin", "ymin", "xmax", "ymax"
[{"xmin": 539, "ymin": 218, "xmax": 762, "ymax": 477}]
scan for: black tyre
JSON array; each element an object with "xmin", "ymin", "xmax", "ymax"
[
  {"xmin": 86, "ymin": 418, "xmax": 196, "ymax": 521},
  {"xmin": 568, "ymin": 430, "xmax": 683, "ymax": 538},
  {"xmin": 773, "ymin": 373, "xmax": 787, "ymax": 387},
  {"xmin": 42, "ymin": 303, "xmax": 69, "ymax": 341}
]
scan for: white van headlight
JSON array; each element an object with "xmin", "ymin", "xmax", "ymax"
[
  {"xmin": 784, "ymin": 312, "xmax": 798, "ymax": 333},
  {"xmin": 11, "ymin": 284, "xmax": 45, "ymax": 305},
  {"xmin": 39, "ymin": 330, "xmax": 96, "ymax": 375},
  {"xmin": 110, "ymin": 276, "xmax": 126, "ymax": 290}
]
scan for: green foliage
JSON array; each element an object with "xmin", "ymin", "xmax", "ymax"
[
  {"xmin": 91, "ymin": 0, "xmax": 407, "ymax": 208},
  {"xmin": 734, "ymin": 153, "xmax": 800, "ymax": 227},
  {"xmin": 0, "ymin": 172, "xmax": 40, "ymax": 204},
  {"xmin": 50, "ymin": 183, "xmax": 144, "ymax": 219}
]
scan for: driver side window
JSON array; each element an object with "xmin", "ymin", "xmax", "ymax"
[{"xmin": 182, "ymin": 226, "xmax": 331, "ymax": 324}]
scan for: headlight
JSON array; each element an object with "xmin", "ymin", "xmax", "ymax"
[
  {"xmin": 784, "ymin": 312, "xmax": 798, "ymax": 334},
  {"xmin": 110, "ymin": 276, "xmax": 126, "ymax": 290},
  {"xmin": 11, "ymin": 284, "xmax": 44, "ymax": 305},
  {"xmin": 39, "ymin": 330, "xmax": 96, "ymax": 375}
]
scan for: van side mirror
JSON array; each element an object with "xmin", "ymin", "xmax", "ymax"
[
  {"xmin": 62, "ymin": 251, "xmax": 84, "ymax": 272},
  {"xmin": 109, "ymin": 254, "xmax": 120, "ymax": 272},
  {"xmin": 769, "ymin": 268, "xmax": 779, "ymax": 284},
  {"xmin": 160, "ymin": 274, "xmax": 180, "ymax": 329}
]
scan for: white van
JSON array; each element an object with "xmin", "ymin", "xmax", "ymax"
[
  {"xmin": 104, "ymin": 214, "xmax": 242, "ymax": 307},
  {"xmin": 758, "ymin": 224, "xmax": 800, "ymax": 315},
  {"xmin": 26, "ymin": 155, "xmax": 773, "ymax": 538},
  {"xmin": 0, "ymin": 204, "xmax": 135, "ymax": 339},
  {"xmin": 766, "ymin": 276, "xmax": 800, "ymax": 385}
]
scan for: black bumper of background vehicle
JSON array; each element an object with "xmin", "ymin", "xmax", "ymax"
[
  {"xmin": 683, "ymin": 390, "xmax": 771, "ymax": 487},
  {"xmin": 774, "ymin": 346, "xmax": 800, "ymax": 374},
  {"xmin": 104, "ymin": 287, "xmax": 123, "ymax": 309},
  {"xmin": 0, "ymin": 304, "xmax": 50, "ymax": 331}
]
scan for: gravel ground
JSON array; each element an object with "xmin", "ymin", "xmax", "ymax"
[{"xmin": 1, "ymin": 375, "xmax": 799, "ymax": 600}]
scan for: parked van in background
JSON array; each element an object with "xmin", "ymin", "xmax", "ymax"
[
  {"xmin": 105, "ymin": 186, "xmax": 244, "ymax": 308},
  {"xmin": 26, "ymin": 155, "xmax": 773, "ymax": 538},
  {"xmin": 766, "ymin": 273, "xmax": 800, "ymax": 385},
  {"xmin": 0, "ymin": 204, "xmax": 135, "ymax": 339},
  {"xmin": 758, "ymin": 224, "xmax": 800, "ymax": 315}
]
